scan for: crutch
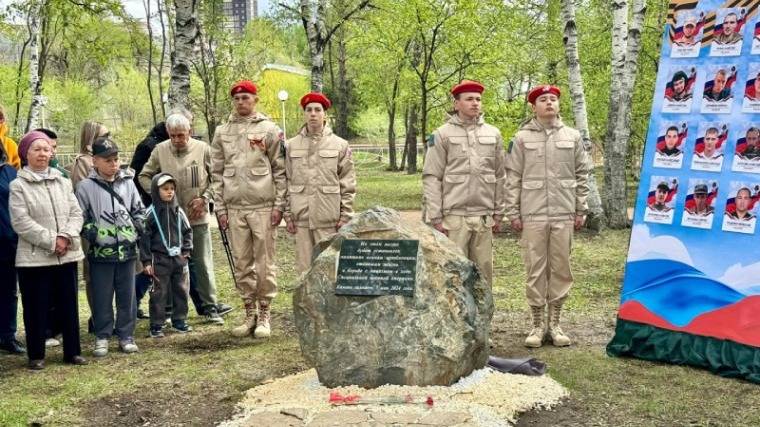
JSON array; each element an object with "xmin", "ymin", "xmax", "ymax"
[{"xmin": 215, "ymin": 210, "xmax": 238, "ymax": 288}]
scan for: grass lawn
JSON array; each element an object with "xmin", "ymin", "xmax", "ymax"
[{"xmin": 1, "ymin": 168, "xmax": 759, "ymax": 426}]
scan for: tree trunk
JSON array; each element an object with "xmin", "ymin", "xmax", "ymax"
[
  {"xmin": 387, "ymin": 104, "xmax": 397, "ymax": 171},
  {"xmin": 561, "ymin": 0, "xmax": 605, "ymax": 231},
  {"xmin": 144, "ymin": 0, "xmax": 158, "ymax": 124},
  {"xmin": 418, "ymin": 89, "xmax": 428, "ymax": 162},
  {"xmin": 158, "ymin": 0, "xmax": 169, "ymax": 117},
  {"xmin": 603, "ymin": 0, "xmax": 646, "ymax": 229},
  {"xmin": 334, "ymin": 27, "xmax": 351, "ymax": 138},
  {"xmin": 26, "ymin": 1, "xmax": 43, "ymax": 132},
  {"xmin": 13, "ymin": 34, "xmax": 30, "ymax": 130},
  {"xmin": 545, "ymin": 0, "xmax": 561, "ymax": 83},
  {"xmin": 406, "ymin": 103, "xmax": 419, "ymax": 174},
  {"xmin": 399, "ymin": 106, "xmax": 409, "ymax": 171},
  {"xmin": 169, "ymin": 0, "xmax": 197, "ymax": 110},
  {"xmin": 299, "ymin": 0, "xmax": 371, "ymax": 92}
]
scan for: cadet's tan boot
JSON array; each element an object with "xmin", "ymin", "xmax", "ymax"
[
  {"xmin": 253, "ymin": 300, "xmax": 271, "ymax": 338},
  {"xmin": 231, "ymin": 301, "xmax": 257, "ymax": 337},
  {"xmin": 548, "ymin": 301, "xmax": 571, "ymax": 347},
  {"xmin": 524, "ymin": 305, "xmax": 546, "ymax": 348}
]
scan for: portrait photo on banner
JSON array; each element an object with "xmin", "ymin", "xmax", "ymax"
[
  {"xmin": 730, "ymin": 122, "xmax": 760, "ymax": 173},
  {"xmin": 710, "ymin": 7, "xmax": 746, "ymax": 57},
  {"xmin": 681, "ymin": 179, "xmax": 719, "ymax": 229},
  {"xmin": 722, "ymin": 181, "xmax": 759, "ymax": 233},
  {"xmin": 662, "ymin": 66, "xmax": 697, "ymax": 113},
  {"xmin": 691, "ymin": 121, "xmax": 727, "ymax": 172},
  {"xmin": 671, "ymin": 10, "xmax": 704, "ymax": 58},
  {"xmin": 644, "ymin": 175, "xmax": 678, "ymax": 224},
  {"xmin": 653, "ymin": 121, "xmax": 687, "ymax": 169},
  {"xmin": 750, "ymin": 12, "xmax": 760, "ymax": 54},
  {"xmin": 741, "ymin": 62, "xmax": 760, "ymax": 112},
  {"xmin": 700, "ymin": 63, "xmax": 737, "ymax": 114}
]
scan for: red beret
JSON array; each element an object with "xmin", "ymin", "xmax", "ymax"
[
  {"xmin": 300, "ymin": 92, "xmax": 332, "ymax": 110},
  {"xmin": 527, "ymin": 85, "xmax": 561, "ymax": 104},
  {"xmin": 451, "ymin": 80, "xmax": 485, "ymax": 96},
  {"xmin": 230, "ymin": 80, "xmax": 257, "ymax": 96}
]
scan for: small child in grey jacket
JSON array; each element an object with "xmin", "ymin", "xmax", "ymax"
[{"xmin": 140, "ymin": 173, "xmax": 193, "ymax": 338}]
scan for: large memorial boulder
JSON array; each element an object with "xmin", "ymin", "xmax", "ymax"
[{"xmin": 293, "ymin": 206, "xmax": 494, "ymax": 388}]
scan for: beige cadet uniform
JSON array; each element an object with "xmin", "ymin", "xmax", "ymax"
[
  {"xmin": 505, "ymin": 118, "xmax": 589, "ymax": 307},
  {"xmin": 210, "ymin": 112, "xmax": 285, "ymax": 305},
  {"xmin": 422, "ymin": 114, "xmax": 506, "ymax": 286},
  {"xmin": 284, "ymin": 126, "xmax": 356, "ymax": 274}
]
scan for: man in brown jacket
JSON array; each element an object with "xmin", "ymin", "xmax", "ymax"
[
  {"xmin": 506, "ymin": 85, "xmax": 589, "ymax": 348},
  {"xmin": 284, "ymin": 92, "xmax": 356, "ymax": 274},
  {"xmin": 211, "ymin": 81, "xmax": 286, "ymax": 339},
  {"xmin": 139, "ymin": 111, "xmax": 228, "ymax": 325},
  {"xmin": 422, "ymin": 80, "xmax": 506, "ymax": 287}
]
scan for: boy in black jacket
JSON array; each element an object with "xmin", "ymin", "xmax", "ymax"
[{"xmin": 140, "ymin": 173, "xmax": 193, "ymax": 337}]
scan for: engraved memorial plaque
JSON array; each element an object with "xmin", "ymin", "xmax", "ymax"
[{"xmin": 335, "ymin": 239, "xmax": 419, "ymax": 296}]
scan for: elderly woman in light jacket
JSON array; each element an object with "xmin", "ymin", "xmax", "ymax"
[{"xmin": 9, "ymin": 131, "xmax": 87, "ymax": 370}]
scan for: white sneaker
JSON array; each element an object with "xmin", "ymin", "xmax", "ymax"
[
  {"xmin": 45, "ymin": 338, "xmax": 61, "ymax": 348},
  {"xmin": 93, "ymin": 339, "xmax": 109, "ymax": 357},
  {"xmin": 119, "ymin": 338, "xmax": 139, "ymax": 354}
]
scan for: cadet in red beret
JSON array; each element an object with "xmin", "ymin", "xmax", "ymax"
[
  {"xmin": 230, "ymin": 80, "xmax": 258, "ymax": 96},
  {"xmin": 527, "ymin": 85, "xmax": 561, "ymax": 104},
  {"xmin": 505, "ymin": 84, "xmax": 589, "ymax": 349},
  {"xmin": 422, "ymin": 79, "xmax": 506, "ymax": 288},
  {"xmin": 211, "ymin": 77, "xmax": 285, "ymax": 339},
  {"xmin": 284, "ymin": 92, "xmax": 355, "ymax": 275},
  {"xmin": 450, "ymin": 79, "xmax": 485, "ymax": 97},
  {"xmin": 300, "ymin": 92, "xmax": 332, "ymax": 110}
]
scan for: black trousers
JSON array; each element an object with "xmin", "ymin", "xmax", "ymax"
[
  {"xmin": 0, "ymin": 259, "xmax": 18, "ymax": 341},
  {"xmin": 17, "ymin": 262, "xmax": 81, "ymax": 361}
]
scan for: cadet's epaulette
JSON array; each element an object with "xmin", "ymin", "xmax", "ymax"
[{"xmin": 426, "ymin": 133, "xmax": 436, "ymax": 148}]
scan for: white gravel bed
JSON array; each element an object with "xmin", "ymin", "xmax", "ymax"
[{"xmin": 219, "ymin": 367, "xmax": 568, "ymax": 426}]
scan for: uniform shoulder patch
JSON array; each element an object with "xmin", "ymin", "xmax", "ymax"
[
  {"xmin": 507, "ymin": 138, "xmax": 515, "ymax": 154},
  {"xmin": 426, "ymin": 133, "xmax": 436, "ymax": 147},
  {"xmin": 280, "ymin": 140, "xmax": 287, "ymax": 157}
]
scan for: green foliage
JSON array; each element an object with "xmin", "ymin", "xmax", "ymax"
[
  {"xmin": 257, "ymin": 67, "xmax": 311, "ymax": 135},
  {"xmin": 44, "ymin": 79, "xmax": 98, "ymax": 142},
  {"xmin": 349, "ymin": 107, "xmax": 389, "ymax": 139}
]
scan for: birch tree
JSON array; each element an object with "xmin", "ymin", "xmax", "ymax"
[
  {"xmin": 26, "ymin": 0, "xmax": 43, "ymax": 131},
  {"xmin": 602, "ymin": 0, "xmax": 646, "ymax": 229},
  {"xmin": 561, "ymin": 0, "xmax": 605, "ymax": 230},
  {"xmin": 282, "ymin": 0, "xmax": 372, "ymax": 92},
  {"xmin": 168, "ymin": 0, "xmax": 198, "ymax": 110}
]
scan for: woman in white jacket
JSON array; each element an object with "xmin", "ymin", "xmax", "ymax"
[{"xmin": 9, "ymin": 130, "xmax": 87, "ymax": 370}]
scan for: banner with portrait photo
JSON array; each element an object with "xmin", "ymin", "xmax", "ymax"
[{"xmin": 608, "ymin": 0, "xmax": 760, "ymax": 384}]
